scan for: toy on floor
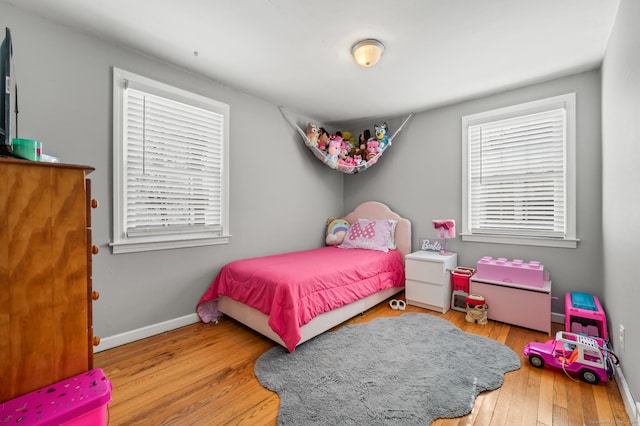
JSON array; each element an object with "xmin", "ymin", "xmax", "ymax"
[
  {"xmin": 465, "ymin": 294, "xmax": 488, "ymax": 324},
  {"xmin": 564, "ymin": 292, "xmax": 608, "ymax": 341},
  {"xmin": 450, "ymin": 267, "xmax": 474, "ymax": 312},
  {"xmin": 523, "ymin": 331, "xmax": 619, "ymax": 385}
]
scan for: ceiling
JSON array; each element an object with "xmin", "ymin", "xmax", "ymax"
[{"xmin": 3, "ymin": 0, "xmax": 620, "ymax": 124}]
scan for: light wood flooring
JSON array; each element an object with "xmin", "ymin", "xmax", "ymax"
[{"xmin": 95, "ymin": 298, "xmax": 631, "ymax": 425}]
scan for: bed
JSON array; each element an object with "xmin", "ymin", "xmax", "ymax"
[{"xmin": 196, "ymin": 201, "xmax": 411, "ymax": 352}]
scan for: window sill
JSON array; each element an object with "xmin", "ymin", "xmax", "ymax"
[
  {"xmin": 110, "ymin": 235, "xmax": 231, "ymax": 254},
  {"xmin": 460, "ymin": 233, "xmax": 579, "ymax": 249}
]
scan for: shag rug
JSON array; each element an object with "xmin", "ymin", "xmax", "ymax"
[{"xmin": 254, "ymin": 313, "xmax": 520, "ymax": 425}]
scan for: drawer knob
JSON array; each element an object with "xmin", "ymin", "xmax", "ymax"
[
  {"xmin": 92, "ymin": 291, "xmax": 100, "ymax": 301},
  {"xmin": 93, "ymin": 336, "xmax": 101, "ymax": 346},
  {"xmin": 91, "ymin": 199, "xmax": 99, "ymax": 209},
  {"xmin": 91, "ymin": 245, "xmax": 99, "ymax": 255}
]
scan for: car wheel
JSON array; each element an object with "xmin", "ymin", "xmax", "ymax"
[
  {"xmin": 529, "ymin": 355, "xmax": 544, "ymax": 368},
  {"xmin": 580, "ymin": 369, "xmax": 600, "ymax": 385}
]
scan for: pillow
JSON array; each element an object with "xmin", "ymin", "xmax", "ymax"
[
  {"xmin": 338, "ymin": 219, "xmax": 394, "ymax": 252},
  {"xmin": 358, "ymin": 218, "xmax": 398, "ymax": 249},
  {"xmin": 325, "ymin": 218, "xmax": 350, "ymax": 246}
]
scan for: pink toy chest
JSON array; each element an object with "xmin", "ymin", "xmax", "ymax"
[
  {"xmin": 475, "ymin": 256, "xmax": 546, "ymax": 287},
  {"xmin": 0, "ymin": 369, "xmax": 111, "ymax": 426}
]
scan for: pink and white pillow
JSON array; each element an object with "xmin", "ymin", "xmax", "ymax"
[{"xmin": 338, "ymin": 219, "xmax": 395, "ymax": 252}]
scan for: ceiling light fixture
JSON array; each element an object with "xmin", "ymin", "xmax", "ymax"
[{"xmin": 351, "ymin": 39, "xmax": 385, "ymax": 67}]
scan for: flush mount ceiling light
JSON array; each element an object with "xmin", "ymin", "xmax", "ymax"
[{"xmin": 351, "ymin": 39, "xmax": 385, "ymax": 67}]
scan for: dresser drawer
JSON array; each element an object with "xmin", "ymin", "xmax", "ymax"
[
  {"xmin": 405, "ymin": 258, "xmax": 449, "ymax": 284},
  {"xmin": 405, "ymin": 279, "xmax": 443, "ymax": 302}
]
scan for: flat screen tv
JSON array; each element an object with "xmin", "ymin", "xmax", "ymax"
[{"xmin": 1, "ymin": 27, "xmax": 15, "ymax": 155}]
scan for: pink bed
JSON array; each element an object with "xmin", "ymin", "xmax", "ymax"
[{"xmin": 197, "ymin": 201, "xmax": 411, "ymax": 352}]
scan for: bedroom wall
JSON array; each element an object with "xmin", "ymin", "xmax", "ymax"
[
  {"xmin": 0, "ymin": 5, "xmax": 344, "ymax": 344},
  {"xmin": 602, "ymin": 0, "xmax": 640, "ymax": 411},
  {"xmin": 343, "ymin": 70, "xmax": 603, "ymax": 317}
]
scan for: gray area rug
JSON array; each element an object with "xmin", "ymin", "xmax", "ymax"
[{"xmin": 254, "ymin": 313, "xmax": 520, "ymax": 425}]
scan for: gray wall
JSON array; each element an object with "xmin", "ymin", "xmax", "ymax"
[
  {"xmin": 0, "ymin": 5, "xmax": 343, "ymax": 340},
  {"xmin": 3, "ymin": 1, "xmax": 637, "ymax": 408},
  {"xmin": 344, "ymin": 70, "xmax": 604, "ymax": 317},
  {"xmin": 602, "ymin": 0, "xmax": 640, "ymax": 407}
]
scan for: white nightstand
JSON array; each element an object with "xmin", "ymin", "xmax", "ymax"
[{"xmin": 405, "ymin": 251, "xmax": 458, "ymax": 313}]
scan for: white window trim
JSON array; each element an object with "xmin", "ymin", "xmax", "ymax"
[
  {"xmin": 461, "ymin": 93, "xmax": 578, "ymax": 249},
  {"xmin": 110, "ymin": 67, "xmax": 230, "ymax": 254}
]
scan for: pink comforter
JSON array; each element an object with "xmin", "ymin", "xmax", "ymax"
[{"xmin": 197, "ymin": 246, "xmax": 404, "ymax": 352}]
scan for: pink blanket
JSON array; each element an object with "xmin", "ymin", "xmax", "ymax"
[{"xmin": 197, "ymin": 246, "xmax": 404, "ymax": 352}]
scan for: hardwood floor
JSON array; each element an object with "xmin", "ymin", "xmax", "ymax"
[{"xmin": 95, "ymin": 299, "xmax": 631, "ymax": 425}]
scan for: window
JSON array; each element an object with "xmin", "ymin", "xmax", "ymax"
[
  {"xmin": 111, "ymin": 68, "xmax": 230, "ymax": 254},
  {"xmin": 461, "ymin": 93, "xmax": 577, "ymax": 248}
]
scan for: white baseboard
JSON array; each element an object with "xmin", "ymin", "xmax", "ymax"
[
  {"xmin": 614, "ymin": 365, "xmax": 639, "ymax": 424},
  {"xmin": 551, "ymin": 311, "xmax": 564, "ymax": 324},
  {"xmin": 94, "ymin": 313, "xmax": 200, "ymax": 352}
]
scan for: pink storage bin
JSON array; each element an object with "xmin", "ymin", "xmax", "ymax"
[
  {"xmin": 0, "ymin": 368, "xmax": 112, "ymax": 426},
  {"xmin": 475, "ymin": 256, "xmax": 546, "ymax": 287}
]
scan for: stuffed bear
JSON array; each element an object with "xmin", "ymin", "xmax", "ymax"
[
  {"xmin": 326, "ymin": 135, "xmax": 342, "ymax": 167},
  {"xmin": 325, "ymin": 218, "xmax": 350, "ymax": 245},
  {"xmin": 306, "ymin": 123, "xmax": 319, "ymax": 147},
  {"xmin": 366, "ymin": 140, "xmax": 379, "ymax": 162}
]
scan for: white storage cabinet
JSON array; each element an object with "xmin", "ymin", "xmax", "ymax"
[{"xmin": 405, "ymin": 251, "xmax": 457, "ymax": 313}]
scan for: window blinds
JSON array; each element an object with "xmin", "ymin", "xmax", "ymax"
[
  {"xmin": 468, "ymin": 108, "xmax": 566, "ymax": 237},
  {"xmin": 124, "ymin": 88, "xmax": 224, "ymax": 237}
]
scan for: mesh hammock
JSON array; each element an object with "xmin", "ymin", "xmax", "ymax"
[{"xmin": 280, "ymin": 107, "xmax": 413, "ymax": 174}]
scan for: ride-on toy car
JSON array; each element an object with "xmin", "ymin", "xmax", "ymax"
[{"xmin": 523, "ymin": 331, "xmax": 616, "ymax": 385}]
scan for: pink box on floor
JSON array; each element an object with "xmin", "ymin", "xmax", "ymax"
[
  {"xmin": 0, "ymin": 368, "xmax": 112, "ymax": 426},
  {"xmin": 475, "ymin": 256, "xmax": 546, "ymax": 287}
]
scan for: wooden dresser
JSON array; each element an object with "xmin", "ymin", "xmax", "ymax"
[{"xmin": 0, "ymin": 158, "xmax": 100, "ymax": 402}]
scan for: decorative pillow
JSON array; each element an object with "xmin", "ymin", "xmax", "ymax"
[
  {"xmin": 325, "ymin": 218, "xmax": 350, "ymax": 246},
  {"xmin": 338, "ymin": 219, "xmax": 394, "ymax": 252},
  {"xmin": 359, "ymin": 218, "xmax": 397, "ymax": 249}
]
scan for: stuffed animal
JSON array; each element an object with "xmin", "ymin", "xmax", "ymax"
[
  {"xmin": 318, "ymin": 127, "xmax": 330, "ymax": 151},
  {"xmin": 326, "ymin": 135, "xmax": 342, "ymax": 164},
  {"xmin": 326, "ymin": 218, "xmax": 350, "ymax": 245},
  {"xmin": 465, "ymin": 294, "xmax": 488, "ymax": 324},
  {"xmin": 375, "ymin": 122, "xmax": 390, "ymax": 151},
  {"xmin": 341, "ymin": 156, "xmax": 355, "ymax": 166},
  {"xmin": 353, "ymin": 152, "xmax": 363, "ymax": 165},
  {"xmin": 359, "ymin": 129, "xmax": 371, "ymax": 151},
  {"xmin": 341, "ymin": 131, "xmax": 356, "ymax": 149},
  {"xmin": 338, "ymin": 141, "xmax": 350, "ymax": 161},
  {"xmin": 306, "ymin": 123, "xmax": 319, "ymax": 147},
  {"xmin": 366, "ymin": 140, "xmax": 379, "ymax": 161}
]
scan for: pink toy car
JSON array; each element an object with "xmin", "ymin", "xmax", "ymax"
[{"xmin": 523, "ymin": 331, "xmax": 617, "ymax": 385}]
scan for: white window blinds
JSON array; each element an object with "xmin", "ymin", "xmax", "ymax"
[
  {"xmin": 124, "ymin": 88, "xmax": 225, "ymax": 237},
  {"xmin": 112, "ymin": 67, "xmax": 230, "ymax": 253},
  {"xmin": 467, "ymin": 107, "xmax": 567, "ymax": 238}
]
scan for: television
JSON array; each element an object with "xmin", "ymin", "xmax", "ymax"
[{"xmin": 0, "ymin": 27, "xmax": 16, "ymax": 156}]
